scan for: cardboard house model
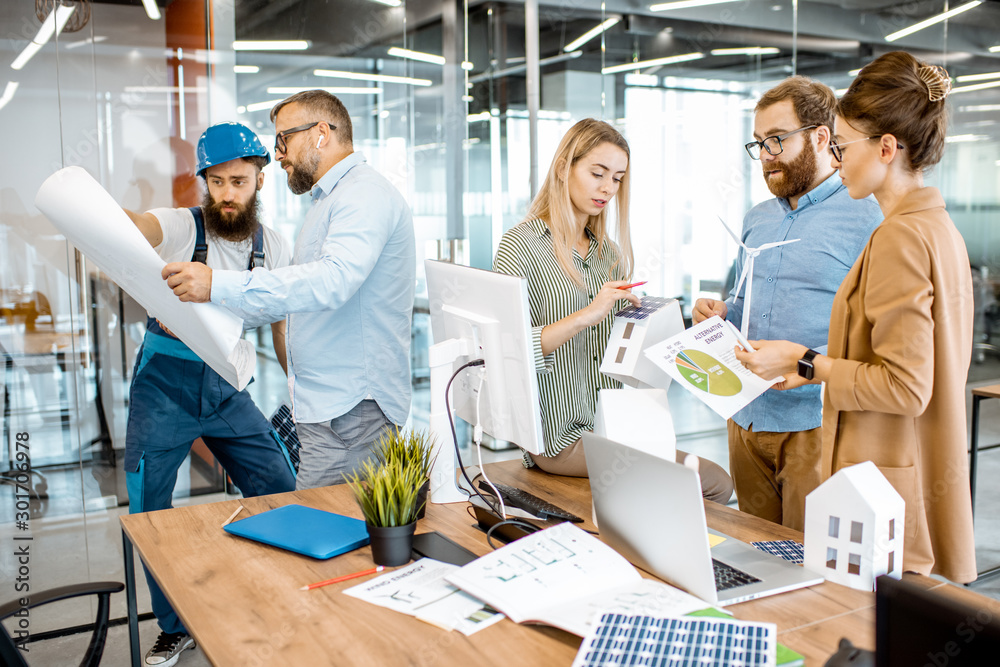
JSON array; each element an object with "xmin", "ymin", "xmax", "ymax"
[
  {"xmin": 804, "ymin": 461, "xmax": 905, "ymax": 591},
  {"xmin": 600, "ymin": 296, "xmax": 683, "ymax": 390}
]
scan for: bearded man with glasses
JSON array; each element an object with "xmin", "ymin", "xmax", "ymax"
[
  {"xmin": 161, "ymin": 90, "xmax": 415, "ymax": 490},
  {"xmin": 693, "ymin": 77, "xmax": 882, "ymax": 531}
]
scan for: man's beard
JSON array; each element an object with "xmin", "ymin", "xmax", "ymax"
[
  {"xmin": 285, "ymin": 148, "xmax": 321, "ymax": 195},
  {"xmin": 762, "ymin": 144, "xmax": 819, "ymax": 200},
  {"xmin": 201, "ymin": 191, "xmax": 261, "ymax": 242}
]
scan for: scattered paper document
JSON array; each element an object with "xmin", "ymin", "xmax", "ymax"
[
  {"xmin": 572, "ymin": 612, "xmax": 778, "ymax": 667},
  {"xmin": 445, "ymin": 523, "xmax": 710, "ymax": 637},
  {"xmin": 343, "ymin": 558, "xmax": 503, "ymax": 636},
  {"xmin": 644, "ymin": 316, "xmax": 780, "ymax": 420},
  {"xmin": 34, "ymin": 167, "xmax": 254, "ymax": 389}
]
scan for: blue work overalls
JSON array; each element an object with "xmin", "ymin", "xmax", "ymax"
[{"xmin": 124, "ymin": 208, "xmax": 296, "ymax": 635}]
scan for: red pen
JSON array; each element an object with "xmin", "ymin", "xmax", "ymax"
[
  {"xmin": 618, "ymin": 281, "xmax": 647, "ymax": 290},
  {"xmin": 300, "ymin": 565, "xmax": 384, "ymax": 591}
]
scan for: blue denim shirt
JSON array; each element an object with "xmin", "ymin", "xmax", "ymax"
[
  {"xmin": 212, "ymin": 152, "xmax": 415, "ymax": 426},
  {"xmin": 726, "ymin": 173, "xmax": 882, "ymax": 433}
]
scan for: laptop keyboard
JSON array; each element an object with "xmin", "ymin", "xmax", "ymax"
[{"xmin": 712, "ymin": 559, "xmax": 762, "ymax": 592}]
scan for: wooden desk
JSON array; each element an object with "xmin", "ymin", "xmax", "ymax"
[{"xmin": 118, "ymin": 461, "xmax": 976, "ymax": 666}]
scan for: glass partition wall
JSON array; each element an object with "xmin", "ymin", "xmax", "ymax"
[{"xmin": 1, "ymin": 0, "xmax": 999, "ymax": 636}]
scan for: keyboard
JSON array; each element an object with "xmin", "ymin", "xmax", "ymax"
[
  {"xmin": 712, "ymin": 559, "xmax": 762, "ymax": 592},
  {"xmin": 476, "ymin": 481, "xmax": 584, "ymax": 523}
]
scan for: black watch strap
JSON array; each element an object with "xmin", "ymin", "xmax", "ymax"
[{"xmin": 797, "ymin": 348, "xmax": 819, "ymax": 380}]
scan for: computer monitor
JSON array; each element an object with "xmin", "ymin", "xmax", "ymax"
[
  {"xmin": 875, "ymin": 575, "xmax": 1000, "ymax": 666},
  {"xmin": 424, "ymin": 260, "xmax": 545, "ymax": 503}
]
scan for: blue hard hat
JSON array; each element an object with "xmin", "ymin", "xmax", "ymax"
[{"xmin": 196, "ymin": 122, "xmax": 270, "ymax": 177}]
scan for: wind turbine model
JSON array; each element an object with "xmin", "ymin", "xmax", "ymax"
[{"xmin": 718, "ymin": 215, "xmax": 800, "ymax": 339}]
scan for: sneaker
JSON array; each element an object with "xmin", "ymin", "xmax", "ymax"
[{"xmin": 145, "ymin": 631, "xmax": 195, "ymax": 667}]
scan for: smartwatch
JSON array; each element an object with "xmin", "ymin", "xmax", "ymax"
[{"xmin": 797, "ymin": 349, "xmax": 819, "ymax": 380}]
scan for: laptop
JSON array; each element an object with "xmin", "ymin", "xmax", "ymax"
[{"xmin": 582, "ymin": 433, "xmax": 824, "ymax": 606}]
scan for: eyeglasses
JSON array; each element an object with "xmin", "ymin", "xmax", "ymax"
[
  {"xmin": 829, "ymin": 136, "xmax": 905, "ymax": 162},
  {"xmin": 745, "ymin": 125, "xmax": 817, "ymax": 160},
  {"xmin": 275, "ymin": 122, "xmax": 331, "ymax": 155}
]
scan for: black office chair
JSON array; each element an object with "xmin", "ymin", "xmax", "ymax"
[{"xmin": 0, "ymin": 581, "xmax": 124, "ymax": 667}]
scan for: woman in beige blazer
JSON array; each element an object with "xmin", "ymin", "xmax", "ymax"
[{"xmin": 735, "ymin": 51, "xmax": 976, "ymax": 583}]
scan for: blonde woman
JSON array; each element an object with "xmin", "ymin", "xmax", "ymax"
[
  {"xmin": 738, "ymin": 52, "xmax": 975, "ymax": 581},
  {"xmin": 494, "ymin": 119, "xmax": 733, "ymax": 503}
]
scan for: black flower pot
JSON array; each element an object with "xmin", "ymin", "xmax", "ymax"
[
  {"xmin": 416, "ymin": 479, "xmax": 430, "ymax": 519},
  {"xmin": 367, "ymin": 522, "xmax": 417, "ymax": 566}
]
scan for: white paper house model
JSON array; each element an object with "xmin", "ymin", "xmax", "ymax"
[
  {"xmin": 600, "ymin": 297, "xmax": 684, "ymax": 389},
  {"xmin": 804, "ymin": 461, "xmax": 905, "ymax": 591},
  {"xmin": 593, "ymin": 388, "xmax": 676, "ymax": 462}
]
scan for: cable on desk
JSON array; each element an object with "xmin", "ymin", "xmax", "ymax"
[
  {"xmin": 485, "ymin": 518, "xmax": 541, "ymax": 551},
  {"xmin": 445, "ymin": 359, "xmax": 503, "ymax": 516}
]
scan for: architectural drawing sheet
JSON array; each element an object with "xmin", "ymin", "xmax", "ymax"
[
  {"xmin": 343, "ymin": 558, "xmax": 504, "ymax": 635},
  {"xmin": 34, "ymin": 166, "xmax": 254, "ymax": 390},
  {"xmin": 644, "ymin": 316, "xmax": 780, "ymax": 420},
  {"xmin": 445, "ymin": 523, "xmax": 709, "ymax": 637}
]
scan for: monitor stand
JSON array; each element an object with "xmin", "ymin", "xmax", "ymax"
[{"xmin": 427, "ymin": 337, "xmax": 476, "ymax": 504}]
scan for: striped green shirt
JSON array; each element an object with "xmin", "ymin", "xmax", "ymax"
[{"xmin": 493, "ymin": 218, "xmax": 628, "ymax": 461}]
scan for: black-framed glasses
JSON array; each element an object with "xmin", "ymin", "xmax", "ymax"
[
  {"xmin": 744, "ymin": 125, "xmax": 817, "ymax": 160},
  {"xmin": 829, "ymin": 135, "xmax": 905, "ymax": 162},
  {"xmin": 275, "ymin": 121, "xmax": 329, "ymax": 154}
]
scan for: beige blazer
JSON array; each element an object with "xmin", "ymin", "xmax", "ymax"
[{"xmin": 822, "ymin": 187, "xmax": 976, "ymax": 583}]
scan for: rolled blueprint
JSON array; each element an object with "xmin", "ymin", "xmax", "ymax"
[{"xmin": 34, "ymin": 166, "xmax": 255, "ymax": 390}]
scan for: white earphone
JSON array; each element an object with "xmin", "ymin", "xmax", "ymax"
[{"xmin": 316, "ymin": 137, "xmax": 322, "ymax": 149}]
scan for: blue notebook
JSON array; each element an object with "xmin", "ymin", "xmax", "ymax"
[{"xmin": 223, "ymin": 504, "xmax": 369, "ymax": 559}]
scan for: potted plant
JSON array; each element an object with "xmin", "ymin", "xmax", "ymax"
[
  {"xmin": 374, "ymin": 428, "xmax": 435, "ymax": 518},
  {"xmin": 345, "ymin": 457, "xmax": 426, "ymax": 566}
]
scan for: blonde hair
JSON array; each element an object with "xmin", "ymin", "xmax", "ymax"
[{"xmin": 526, "ymin": 118, "xmax": 633, "ymax": 288}]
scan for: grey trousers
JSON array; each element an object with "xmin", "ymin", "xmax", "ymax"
[{"xmin": 295, "ymin": 399, "xmax": 395, "ymax": 490}]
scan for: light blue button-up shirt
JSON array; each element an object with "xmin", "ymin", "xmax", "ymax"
[
  {"xmin": 211, "ymin": 151, "xmax": 415, "ymax": 426},
  {"xmin": 726, "ymin": 172, "xmax": 882, "ymax": 433}
]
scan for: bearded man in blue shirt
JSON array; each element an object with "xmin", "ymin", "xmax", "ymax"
[
  {"xmin": 162, "ymin": 90, "xmax": 415, "ymax": 489},
  {"xmin": 693, "ymin": 77, "xmax": 882, "ymax": 530}
]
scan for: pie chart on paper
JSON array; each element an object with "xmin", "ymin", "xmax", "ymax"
[{"xmin": 675, "ymin": 349, "xmax": 742, "ymax": 397}]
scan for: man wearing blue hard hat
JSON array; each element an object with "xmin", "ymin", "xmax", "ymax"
[
  {"xmin": 122, "ymin": 121, "xmax": 296, "ymax": 667},
  {"xmin": 162, "ymin": 91, "xmax": 415, "ymax": 492}
]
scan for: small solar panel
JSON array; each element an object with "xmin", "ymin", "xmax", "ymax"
[
  {"xmin": 269, "ymin": 403, "xmax": 300, "ymax": 472},
  {"xmin": 573, "ymin": 613, "xmax": 777, "ymax": 667},
  {"xmin": 750, "ymin": 540, "xmax": 805, "ymax": 564},
  {"xmin": 614, "ymin": 296, "xmax": 675, "ymax": 321}
]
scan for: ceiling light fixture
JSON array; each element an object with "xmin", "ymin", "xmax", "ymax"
[
  {"xmin": 387, "ymin": 47, "xmax": 445, "ymax": 65},
  {"xmin": 990, "ymin": 46, "xmax": 1000, "ymax": 53},
  {"xmin": 242, "ymin": 100, "xmax": 284, "ymax": 113},
  {"xmin": 951, "ymin": 80, "xmax": 1000, "ymax": 94},
  {"xmin": 11, "ymin": 4, "xmax": 75, "ymax": 71},
  {"xmin": 885, "ymin": 1, "xmax": 982, "ymax": 43},
  {"xmin": 233, "ymin": 41, "xmax": 310, "ymax": 51},
  {"xmin": 141, "ymin": 0, "xmax": 161, "ymax": 20},
  {"xmin": 368, "ymin": 0, "xmax": 402, "ymax": 6},
  {"xmin": 710, "ymin": 47, "xmax": 780, "ymax": 56},
  {"xmin": 234, "ymin": 65, "xmax": 260, "ymax": 74},
  {"xmin": 945, "ymin": 134, "xmax": 987, "ymax": 143},
  {"xmin": 267, "ymin": 86, "xmax": 383, "ymax": 95},
  {"xmin": 602, "ymin": 52, "xmax": 704, "ymax": 75},
  {"xmin": 65, "ymin": 36, "xmax": 107, "ymax": 50},
  {"xmin": 564, "ymin": 18, "xmax": 620, "ymax": 52},
  {"xmin": 314, "ymin": 69, "xmax": 431, "ymax": 86},
  {"xmin": 848, "ymin": 68, "xmax": 863, "ymax": 76},
  {"xmin": 0, "ymin": 81, "xmax": 19, "ymax": 110},
  {"xmin": 955, "ymin": 71, "xmax": 1000, "ymax": 83},
  {"xmin": 650, "ymin": 0, "xmax": 740, "ymax": 11}
]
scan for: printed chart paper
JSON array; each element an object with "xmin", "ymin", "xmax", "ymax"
[
  {"xmin": 644, "ymin": 316, "xmax": 779, "ymax": 419},
  {"xmin": 343, "ymin": 558, "xmax": 503, "ymax": 636},
  {"xmin": 34, "ymin": 166, "xmax": 254, "ymax": 390}
]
